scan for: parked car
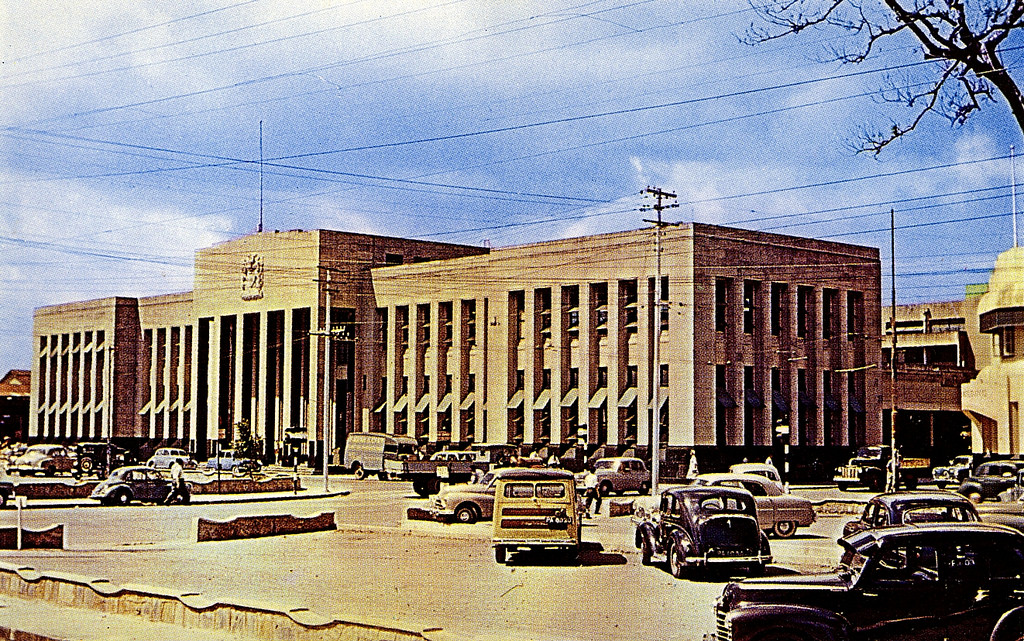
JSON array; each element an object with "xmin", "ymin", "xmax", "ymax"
[
  {"xmin": 842, "ymin": 490, "xmax": 980, "ymax": 537},
  {"xmin": 728, "ymin": 462, "xmax": 783, "ymax": 489},
  {"xmin": 90, "ymin": 465, "xmax": 191, "ymax": 505},
  {"xmin": 932, "ymin": 454, "xmax": 974, "ymax": 489},
  {"xmin": 75, "ymin": 442, "xmax": 130, "ymax": 477},
  {"xmin": 586, "ymin": 457, "xmax": 651, "ymax": 496},
  {"xmin": 710, "ymin": 523, "xmax": 1024, "ymax": 641},
  {"xmin": 203, "ymin": 450, "xmax": 260, "ymax": 475},
  {"xmin": 146, "ymin": 448, "xmax": 197, "ymax": 470},
  {"xmin": 693, "ymin": 473, "xmax": 816, "ymax": 538},
  {"xmin": 8, "ymin": 444, "xmax": 76, "ymax": 476},
  {"xmin": 634, "ymin": 485, "xmax": 771, "ymax": 577},
  {"xmin": 492, "ymin": 468, "xmax": 580, "ymax": 564},
  {"xmin": 431, "ymin": 468, "xmax": 513, "ymax": 523},
  {"xmin": 958, "ymin": 460, "xmax": 1024, "ymax": 502},
  {"xmin": 344, "ymin": 432, "xmax": 419, "ymax": 479}
]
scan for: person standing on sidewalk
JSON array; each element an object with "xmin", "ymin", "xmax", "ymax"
[
  {"xmin": 583, "ymin": 469, "xmax": 601, "ymax": 517},
  {"xmin": 164, "ymin": 460, "xmax": 190, "ymax": 505}
]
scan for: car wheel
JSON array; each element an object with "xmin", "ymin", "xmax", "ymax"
[
  {"xmin": 114, "ymin": 490, "xmax": 131, "ymax": 505},
  {"xmin": 565, "ymin": 545, "xmax": 579, "ymax": 563},
  {"xmin": 353, "ymin": 464, "xmax": 367, "ymax": 480},
  {"xmin": 773, "ymin": 521, "xmax": 797, "ymax": 539},
  {"xmin": 455, "ymin": 504, "xmax": 479, "ymax": 524},
  {"xmin": 669, "ymin": 543, "xmax": 686, "ymax": 579},
  {"xmin": 377, "ymin": 471, "xmax": 389, "ymax": 481},
  {"xmin": 0, "ymin": 493, "xmax": 8, "ymax": 508},
  {"xmin": 836, "ymin": 482, "xmax": 851, "ymax": 492},
  {"xmin": 147, "ymin": 461, "xmax": 156, "ymax": 468},
  {"xmin": 81, "ymin": 458, "xmax": 94, "ymax": 473},
  {"xmin": 640, "ymin": 537, "xmax": 654, "ymax": 566},
  {"xmin": 494, "ymin": 545, "xmax": 507, "ymax": 564}
]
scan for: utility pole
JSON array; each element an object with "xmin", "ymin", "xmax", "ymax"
[
  {"xmin": 887, "ymin": 209, "xmax": 898, "ymax": 493},
  {"xmin": 105, "ymin": 344, "xmax": 115, "ymax": 476},
  {"xmin": 641, "ymin": 186, "xmax": 678, "ymax": 497}
]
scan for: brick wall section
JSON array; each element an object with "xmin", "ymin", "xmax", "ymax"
[{"xmin": 197, "ymin": 512, "xmax": 335, "ymax": 542}]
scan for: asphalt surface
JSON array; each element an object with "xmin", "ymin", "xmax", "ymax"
[{"xmin": 0, "ymin": 477, "xmax": 872, "ymax": 641}]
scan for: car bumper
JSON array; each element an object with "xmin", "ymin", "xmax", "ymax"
[{"xmin": 687, "ymin": 552, "xmax": 771, "ymax": 566}]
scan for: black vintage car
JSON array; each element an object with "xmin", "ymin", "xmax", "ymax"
[
  {"xmin": 712, "ymin": 523, "xmax": 1024, "ymax": 641},
  {"xmin": 634, "ymin": 486, "xmax": 771, "ymax": 578},
  {"xmin": 89, "ymin": 465, "xmax": 189, "ymax": 505},
  {"xmin": 74, "ymin": 442, "xmax": 130, "ymax": 477},
  {"xmin": 958, "ymin": 460, "xmax": 1024, "ymax": 503},
  {"xmin": 842, "ymin": 490, "xmax": 980, "ymax": 537}
]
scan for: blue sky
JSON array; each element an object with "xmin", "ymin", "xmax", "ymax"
[{"xmin": 0, "ymin": 0, "xmax": 1020, "ymax": 370}]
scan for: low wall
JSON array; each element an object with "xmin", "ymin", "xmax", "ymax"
[
  {"xmin": 0, "ymin": 563, "xmax": 426, "ymax": 641},
  {"xmin": 188, "ymin": 475, "xmax": 302, "ymax": 494},
  {"xmin": 11, "ymin": 482, "xmax": 97, "ymax": 499},
  {"xmin": 0, "ymin": 525, "xmax": 63, "ymax": 549},
  {"xmin": 197, "ymin": 512, "xmax": 336, "ymax": 542}
]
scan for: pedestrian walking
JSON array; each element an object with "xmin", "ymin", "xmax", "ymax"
[
  {"xmin": 163, "ymin": 460, "xmax": 189, "ymax": 505},
  {"xmin": 583, "ymin": 469, "xmax": 601, "ymax": 517}
]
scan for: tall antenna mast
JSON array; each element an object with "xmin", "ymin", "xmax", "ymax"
[{"xmin": 260, "ymin": 119, "xmax": 264, "ymax": 232}]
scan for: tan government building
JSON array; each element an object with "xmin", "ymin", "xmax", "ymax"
[{"xmin": 30, "ymin": 224, "xmax": 882, "ymax": 477}]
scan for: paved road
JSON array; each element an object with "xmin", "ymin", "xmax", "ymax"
[{"xmin": 0, "ymin": 480, "xmax": 852, "ymax": 641}]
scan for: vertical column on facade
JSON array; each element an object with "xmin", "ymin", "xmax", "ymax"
[
  {"xmin": 149, "ymin": 329, "xmax": 159, "ymax": 441},
  {"xmin": 311, "ymin": 296, "xmax": 325, "ymax": 460},
  {"xmin": 207, "ymin": 318, "xmax": 221, "ymax": 444},
  {"xmin": 786, "ymin": 286, "xmax": 801, "ymax": 446},
  {"xmin": 579, "ymin": 283, "xmax": 595, "ymax": 448},
  {"xmin": 427, "ymin": 301, "xmax": 441, "ymax": 444},
  {"xmin": 637, "ymin": 277, "xmax": 653, "ymax": 451},
  {"xmin": 281, "ymin": 310, "xmax": 294, "ymax": 443},
  {"xmin": 187, "ymin": 323, "xmax": 198, "ymax": 448},
  {"xmin": 452, "ymin": 300, "xmax": 465, "ymax": 442},
  {"xmin": 810, "ymin": 286, "xmax": 823, "ymax": 447},
  {"xmin": 523, "ymin": 289, "xmax": 537, "ymax": 446},
  {"xmin": 384, "ymin": 305, "xmax": 397, "ymax": 434},
  {"xmin": 550, "ymin": 288, "xmax": 564, "ymax": 447},
  {"xmin": 836, "ymin": 289, "xmax": 850, "ymax": 447},
  {"xmin": 476, "ymin": 297, "xmax": 488, "ymax": 443},
  {"xmin": 85, "ymin": 334, "xmax": 96, "ymax": 438},
  {"xmin": 753, "ymin": 281, "xmax": 770, "ymax": 447},
  {"xmin": 606, "ymin": 280, "xmax": 622, "ymax": 449},
  {"xmin": 256, "ymin": 311, "xmax": 269, "ymax": 452},
  {"xmin": 233, "ymin": 313, "xmax": 245, "ymax": 438}
]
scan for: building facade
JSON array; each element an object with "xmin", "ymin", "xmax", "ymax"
[
  {"xmin": 30, "ymin": 230, "xmax": 486, "ymax": 463},
  {"xmin": 371, "ymin": 223, "xmax": 882, "ymax": 476},
  {"xmin": 963, "ymin": 247, "xmax": 1024, "ymax": 455},
  {"xmin": 880, "ymin": 299, "xmax": 982, "ymax": 464},
  {"xmin": 29, "ymin": 224, "xmax": 882, "ymax": 477}
]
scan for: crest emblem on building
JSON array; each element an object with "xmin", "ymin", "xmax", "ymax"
[{"xmin": 241, "ymin": 254, "xmax": 264, "ymax": 300}]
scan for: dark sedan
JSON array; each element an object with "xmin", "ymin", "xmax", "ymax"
[
  {"xmin": 843, "ymin": 490, "xmax": 980, "ymax": 537},
  {"xmin": 712, "ymin": 523, "xmax": 1024, "ymax": 641},
  {"xmin": 634, "ymin": 485, "xmax": 771, "ymax": 578},
  {"xmin": 958, "ymin": 460, "xmax": 1024, "ymax": 502},
  {"xmin": 89, "ymin": 465, "xmax": 190, "ymax": 505}
]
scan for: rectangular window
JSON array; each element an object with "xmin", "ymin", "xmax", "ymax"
[
  {"xmin": 743, "ymin": 281, "xmax": 758, "ymax": 334},
  {"xmin": 847, "ymin": 291, "xmax": 863, "ymax": 340},
  {"xmin": 797, "ymin": 286, "xmax": 813, "ymax": 338},
  {"xmin": 593, "ymin": 283, "xmax": 608, "ymax": 335},
  {"xmin": 771, "ymin": 283, "xmax": 787, "ymax": 336},
  {"xmin": 463, "ymin": 299, "xmax": 476, "ymax": 347},
  {"xmin": 564, "ymin": 286, "xmax": 580, "ymax": 335},
  {"xmin": 626, "ymin": 365, "xmax": 638, "ymax": 388},
  {"xmin": 537, "ymin": 288, "xmax": 552, "ymax": 338},
  {"xmin": 568, "ymin": 367, "xmax": 579, "ymax": 389},
  {"xmin": 622, "ymin": 280, "xmax": 638, "ymax": 332},
  {"xmin": 1004, "ymin": 327, "xmax": 1016, "ymax": 357},
  {"xmin": 660, "ymin": 276, "xmax": 669, "ymax": 331},
  {"xmin": 385, "ymin": 253, "xmax": 403, "ymax": 265},
  {"xmin": 597, "ymin": 366, "xmax": 608, "ymax": 388},
  {"xmin": 715, "ymin": 278, "xmax": 730, "ymax": 332},
  {"xmin": 822, "ymin": 289, "xmax": 838, "ymax": 339},
  {"xmin": 659, "ymin": 364, "xmax": 669, "ymax": 388}
]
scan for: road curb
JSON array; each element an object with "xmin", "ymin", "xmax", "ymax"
[{"xmin": 0, "ymin": 560, "xmax": 431, "ymax": 641}]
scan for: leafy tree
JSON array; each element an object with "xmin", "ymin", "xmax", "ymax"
[
  {"xmin": 746, "ymin": 0, "xmax": 1024, "ymax": 153},
  {"xmin": 232, "ymin": 419, "xmax": 264, "ymax": 462}
]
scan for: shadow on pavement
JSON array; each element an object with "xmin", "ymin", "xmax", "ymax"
[{"xmin": 505, "ymin": 542, "xmax": 627, "ymax": 567}]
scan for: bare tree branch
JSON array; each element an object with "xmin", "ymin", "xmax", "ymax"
[{"xmin": 746, "ymin": 0, "xmax": 1024, "ymax": 154}]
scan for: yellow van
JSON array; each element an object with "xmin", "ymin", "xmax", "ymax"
[{"xmin": 492, "ymin": 468, "xmax": 581, "ymax": 564}]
